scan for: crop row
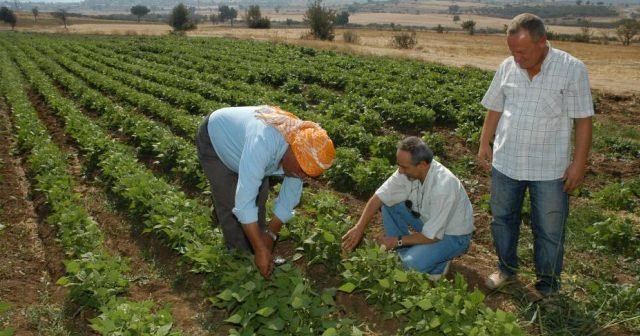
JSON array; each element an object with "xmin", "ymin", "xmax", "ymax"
[
  {"xmin": 4, "ymin": 38, "xmax": 364, "ymax": 335},
  {"xmin": 16, "ymin": 35, "xmax": 395, "ymax": 195},
  {"xmin": 285, "ymin": 189, "xmax": 524, "ymax": 335},
  {"xmin": 15, "ymin": 41, "xmax": 206, "ymax": 190},
  {"xmin": 0, "ymin": 47, "xmax": 182, "ymax": 335}
]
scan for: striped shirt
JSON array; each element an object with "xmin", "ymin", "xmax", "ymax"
[{"xmin": 481, "ymin": 46, "xmax": 594, "ymax": 181}]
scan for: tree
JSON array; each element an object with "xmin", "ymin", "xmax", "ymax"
[
  {"xmin": 461, "ymin": 20, "xmax": 476, "ymax": 35},
  {"xmin": 130, "ymin": 5, "xmax": 150, "ymax": 23},
  {"xmin": 453, "ymin": 14, "xmax": 460, "ymax": 23},
  {"xmin": 616, "ymin": 19, "xmax": 639, "ymax": 46},
  {"xmin": 448, "ymin": 5, "xmax": 460, "ymax": 14},
  {"xmin": 51, "ymin": 9, "xmax": 68, "ymax": 29},
  {"xmin": 434, "ymin": 24, "xmax": 444, "ymax": 34},
  {"xmin": 335, "ymin": 11, "xmax": 349, "ymax": 27},
  {"xmin": 245, "ymin": 5, "xmax": 270, "ymax": 28},
  {"xmin": 304, "ymin": 0, "xmax": 336, "ymax": 41},
  {"xmin": 32, "ymin": 6, "xmax": 38, "ymax": 23},
  {"xmin": 218, "ymin": 5, "xmax": 237, "ymax": 25},
  {"xmin": 0, "ymin": 6, "xmax": 17, "ymax": 30},
  {"xmin": 169, "ymin": 3, "xmax": 196, "ymax": 32}
]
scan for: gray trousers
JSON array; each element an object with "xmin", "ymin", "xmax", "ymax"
[{"xmin": 196, "ymin": 113, "xmax": 269, "ymax": 252}]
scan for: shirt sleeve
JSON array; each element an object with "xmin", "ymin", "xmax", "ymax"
[
  {"xmin": 272, "ymin": 176, "xmax": 303, "ymax": 223},
  {"xmin": 375, "ymin": 170, "xmax": 410, "ymax": 207},
  {"xmin": 232, "ymin": 135, "xmax": 273, "ymax": 225},
  {"xmin": 421, "ymin": 191, "xmax": 456, "ymax": 240},
  {"xmin": 565, "ymin": 62, "xmax": 594, "ymax": 119},
  {"xmin": 481, "ymin": 61, "xmax": 507, "ymax": 113}
]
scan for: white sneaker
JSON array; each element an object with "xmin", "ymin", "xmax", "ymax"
[
  {"xmin": 485, "ymin": 271, "xmax": 515, "ymax": 289},
  {"xmin": 428, "ymin": 260, "xmax": 451, "ymax": 281}
]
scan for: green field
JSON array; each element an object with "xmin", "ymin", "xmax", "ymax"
[{"xmin": 0, "ymin": 32, "xmax": 638, "ymax": 335}]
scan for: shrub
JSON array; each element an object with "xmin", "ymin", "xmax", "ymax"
[
  {"xmin": 461, "ymin": 20, "xmax": 476, "ymax": 35},
  {"xmin": 584, "ymin": 217, "xmax": 639, "ymax": 257},
  {"xmin": 593, "ymin": 182, "xmax": 637, "ymax": 211},
  {"xmin": 246, "ymin": 5, "xmax": 271, "ymax": 29},
  {"xmin": 343, "ymin": 30, "xmax": 360, "ymax": 44},
  {"xmin": 391, "ymin": 30, "xmax": 418, "ymax": 49}
]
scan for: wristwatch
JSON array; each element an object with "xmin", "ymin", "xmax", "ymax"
[
  {"xmin": 396, "ymin": 235, "xmax": 403, "ymax": 247},
  {"xmin": 264, "ymin": 228, "xmax": 279, "ymax": 242}
]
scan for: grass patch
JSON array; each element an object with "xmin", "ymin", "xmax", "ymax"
[
  {"xmin": 24, "ymin": 276, "xmax": 74, "ymax": 336},
  {"xmin": 592, "ymin": 121, "xmax": 640, "ymax": 159}
]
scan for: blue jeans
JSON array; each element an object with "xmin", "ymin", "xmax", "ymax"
[
  {"xmin": 490, "ymin": 168, "xmax": 569, "ymax": 294},
  {"xmin": 382, "ymin": 203, "xmax": 471, "ymax": 275}
]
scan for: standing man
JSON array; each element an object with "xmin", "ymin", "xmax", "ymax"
[
  {"xmin": 196, "ymin": 105, "xmax": 335, "ymax": 278},
  {"xmin": 477, "ymin": 13, "xmax": 593, "ymax": 297},
  {"xmin": 342, "ymin": 136, "xmax": 475, "ymax": 280}
]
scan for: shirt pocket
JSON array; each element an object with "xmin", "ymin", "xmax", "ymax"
[{"xmin": 539, "ymin": 86, "xmax": 565, "ymax": 118}]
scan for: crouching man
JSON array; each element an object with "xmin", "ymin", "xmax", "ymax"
[{"xmin": 341, "ymin": 136, "xmax": 475, "ymax": 280}]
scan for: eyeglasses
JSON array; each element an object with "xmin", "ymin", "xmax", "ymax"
[{"xmin": 405, "ymin": 200, "xmax": 421, "ymax": 218}]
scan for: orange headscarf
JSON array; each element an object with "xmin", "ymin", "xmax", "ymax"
[{"xmin": 255, "ymin": 106, "xmax": 335, "ymax": 177}]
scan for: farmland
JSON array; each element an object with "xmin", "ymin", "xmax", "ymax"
[{"xmin": 0, "ymin": 32, "xmax": 638, "ymax": 335}]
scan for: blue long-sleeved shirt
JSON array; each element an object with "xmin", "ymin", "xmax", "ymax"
[{"xmin": 207, "ymin": 106, "xmax": 303, "ymax": 224}]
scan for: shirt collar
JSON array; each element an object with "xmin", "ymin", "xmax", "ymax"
[{"xmin": 540, "ymin": 41, "xmax": 555, "ymax": 73}]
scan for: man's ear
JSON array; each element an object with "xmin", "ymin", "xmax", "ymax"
[{"xmin": 538, "ymin": 34, "xmax": 548, "ymax": 46}]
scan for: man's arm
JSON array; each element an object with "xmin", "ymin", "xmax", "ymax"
[
  {"xmin": 378, "ymin": 232, "xmax": 439, "ymax": 250},
  {"xmin": 563, "ymin": 117, "xmax": 592, "ymax": 192},
  {"xmin": 341, "ymin": 194, "xmax": 383, "ymax": 251},
  {"xmin": 241, "ymin": 222, "xmax": 273, "ymax": 278},
  {"xmin": 477, "ymin": 110, "xmax": 502, "ymax": 171}
]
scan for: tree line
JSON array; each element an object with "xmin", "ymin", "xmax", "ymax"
[
  {"xmin": 471, "ymin": 4, "xmax": 618, "ymax": 19},
  {"xmin": 1, "ymin": 2, "xmax": 637, "ymax": 47}
]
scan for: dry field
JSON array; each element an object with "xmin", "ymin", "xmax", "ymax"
[{"xmin": 267, "ymin": 11, "xmax": 604, "ymax": 34}]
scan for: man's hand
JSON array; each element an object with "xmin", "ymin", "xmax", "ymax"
[
  {"xmin": 562, "ymin": 162, "xmax": 586, "ymax": 193},
  {"xmin": 241, "ymin": 223, "xmax": 274, "ymax": 279},
  {"xmin": 477, "ymin": 143, "xmax": 493, "ymax": 171},
  {"xmin": 341, "ymin": 226, "xmax": 364, "ymax": 251},
  {"xmin": 254, "ymin": 246, "xmax": 273, "ymax": 279},
  {"xmin": 376, "ymin": 235, "xmax": 396, "ymax": 251}
]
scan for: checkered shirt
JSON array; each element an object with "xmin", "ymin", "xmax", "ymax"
[{"xmin": 481, "ymin": 47, "xmax": 594, "ymax": 181}]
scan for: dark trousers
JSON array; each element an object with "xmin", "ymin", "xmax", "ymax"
[{"xmin": 195, "ymin": 113, "xmax": 269, "ymax": 252}]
